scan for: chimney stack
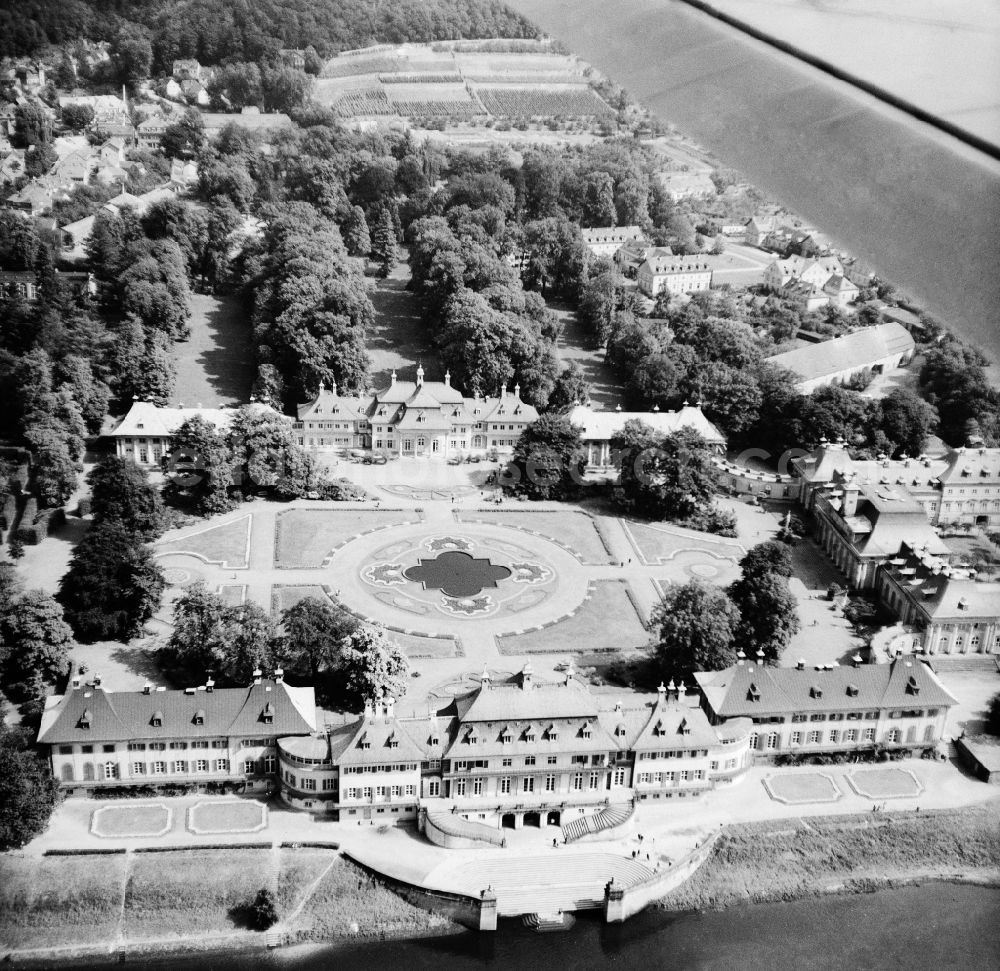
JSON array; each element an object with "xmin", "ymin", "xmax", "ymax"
[
  {"xmin": 852, "ymin": 654, "xmax": 864, "ymax": 669},
  {"xmin": 384, "ymin": 695, "xmax": 395, "ymax": 721},
  {"xmin": 71, "ymin": 675, "xmax": 81, "ymax": 690},
  {"xmin": 756, "ymin": 650, "xmax": 765, "ymax": 667},
  {"xmin": 736, "ymin": 650, "xmax": 746, "ymax": 666},
  {"xmin": 274, "ymin": 667, "xmax": 284, "ymax": 684},
  {"xmin": 520, "ymin": 662, "xmax": 533, "ymax": 690},
  {"xmin": 364, "ymin": 700, "xmax": 374, "ymax": 723},
  {"xmin": 416, "ymin": 363, "xmax": 424, "ymax": 387},
  {"xmin": 205, "ymin": 677, "xmax": 214, "ymax": 693},
  {"xmin": 796, "ymin": 659, "xmax": 805, "ymax": 671},
  {"xmin": 444, "ymin": 370, "xmax": 451, "ymax": 387},
  {"xmin": 93, "ymin": 674, "xmax": 102, "ymax": 688},
  {"xmin": 390, "ymin": 369, "xmax": 397, "ymax": 386},
  {"xmin": 252, "ymin": 668, "xmax": 262, "ymax": 685}
]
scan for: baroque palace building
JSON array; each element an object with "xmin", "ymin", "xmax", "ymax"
[{"xmin": 293, "ymin": 365, "xmax": 538, "ymax": 458}]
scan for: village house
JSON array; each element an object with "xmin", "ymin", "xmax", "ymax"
[
  {"xmin": 695, "ymin": 655, "xmax": 957, "ymax": 758},
  {"xmin": 636, "ymin": 255, "xmax": 712, "ymax": 297},
  {"xmin": 657, "ymin": 169, "xmax": 716, "ymax": 201},
  {"xmin": 53, "ymin": 148, "xmax": 94, "ymax": 184},
  {"xmin": 744, "ymin": 214, "xmax": 779, "ymax": 247},
  {"xmin": 765, "ymin": 322, "xmax": 915, "ymax": 393},
  {"xmin": 136, "ymin": 114, "xmax": 171, "ymax": 151},
  {"xmin": 200, "ymin": 108, "xmax": 292, "ymax": 139},
  {"xmin": 875, "ymin": 543, "xmax": 1000, "ymax": 656},
  {"xmin": 38, "ymin": 672, "xmax": 316, "ymax": 794},
  {"xmin": 5, "ymin": 177, "xmax": 72, "ymax": 215},
  {"xmin": 580, "ymin": 225, "xmax": 644, "ymax": 259},
  {"xmin": 0, "ymin": 269, "xmax": 95, "ymax": 302},
  {"xmin": 763, "ymin": 254, "xmax": 846, "ymax": 292},
  {"xmin": 566, "ymin": 403, "xmax": 726, "ymax": 468},
  {"xmin": 172, "ymin": 59, "xmax": 205, "ymax": 82},
  {"xmin": 180, "ymin": 79, "xmax": 211, "ymax": 107},
  {"xmin": 164, "ymin": 78, "xmax": 184, "ymax": 101},
  {"xmin": 279, "ymin": 49, "xmax": 307, "ymax": 70},
  {"xmin": 294, "ymin": 365, "xmax": 538, "ymax": 458}
]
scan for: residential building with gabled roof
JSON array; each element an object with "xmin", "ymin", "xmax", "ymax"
[
  {"xmin": 763, "ymin": 254, "xmax": 846, "ymax": 292},
  {"xmin": 614, "ymin": 238, "xmax": 667, "ymax": 278},
  {"xmin": 39, "ymin": 672, "xmax": 316, "ymax": 793},
  {"xmin": 580, "ymin": 225, "xmax": 644, "ymax": 259},
  {"xmin": 694, "ymin": 654, "xmax": 956, "ymax": 758},
  {"xmin": 636, "ymin": 255, "xmax": 712, "ymax": 297}
]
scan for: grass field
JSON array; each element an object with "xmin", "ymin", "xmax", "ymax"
[
  {"xmin": 763, "ymin": 773, "xmax": 841, "ymax": 804},
  {"xmin": 157, "ymin": 515, "xmax": 252, "ymax": 569},
  {"xmin": 274, "ymin": 510, "xmax": 419, "ymax": 568},
  {"xmin": 91, "ymin": 804, "xmax": 173, "ymax": 838},
  {"xmin": 0, "ymin": 855, "xmax": 127, "ymax": 948},
  {"xmin": 656, "ymin": 804, "xmax": 1000, "ymax": 912},
  {"xmin": 496, "ymin": 579, "xmax": 649, "ymax": 655},
  {"xmin": 187, "ymin": 801, "xmax": 267, "ymax": 834},
  {"xmin": 848, "ymin": 768, "xmax": 923, "ymax": 800},
  {"xmin": 288, "ymin": 856, "xmax": 445, "ymax": 941},
  {"xmin": 172, "ymin": 294, "xmax": 254, "ymax": 409},
  {"xmin": 625, "ymin": 519, "xmax": 743, "ymax": 566},
  {"xmin": 456, "ymin": 509, "xmax": 613, "ymax": 564}
]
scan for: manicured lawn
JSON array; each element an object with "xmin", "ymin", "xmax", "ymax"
[
  {"xmin": 172, "ymin": 293, "xmax": 254, "ymax": 408},
  {"xmin": 157, "ymin": 515, "xmax": 252, "ymax": 568},
  {"xmin": 272, "ymin": 584, "xmax": 333, "ymax": 614},
  {"xmin": 457, "ymin": 509, "xmax": 612, "ymax": 564},
  {"xmin": 187, "ymin": 800, "xmax": 267, "ymax": 834},
  {"xmin": 289, "ymin": 856, "xmax": 445, "ymax": 941},
  {"xmin": 275, "ymin": 510, "xmax": 419, "ymax": 568},
  {"xmin": 624, "ymin": 519, "xmax": 742, "ymax": 566},
  {"xmin": 0, "ymin": 855, "xmax": 127, "ymax": 948},
  {"xmin": 763, "ymin": 773, "xmax": 841, "ymax": 804},
  {"xmin": 497, "ymin": 579, "xmax": 649, "ymax": 655},
  {"xmin": 848, "ymin": 767, "xmax": 923, "ymax": 799},
  {"xmin": 91, "ymin": 803, "xmax": 173, "ymax": 838},
  {"xmin": 217, "ymin": 584, "xmax": 246, "ymax": 606}
]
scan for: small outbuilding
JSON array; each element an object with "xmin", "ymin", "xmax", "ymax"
[{"xmin": 955, "ymin": 734, "xmax": 1000, "ymax": 784}]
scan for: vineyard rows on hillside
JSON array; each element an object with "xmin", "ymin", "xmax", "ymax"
[{"xmin": 475, "ymin": 86, "xmax": 613, "ymax": 117}]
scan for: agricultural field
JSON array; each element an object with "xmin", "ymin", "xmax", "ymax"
[
  {"xmin": 475, "ymin": 84, "xmax": 613, "ymax": 117},
  {"xmin": 314, "ymin": 41, "xmax": 605, "ymax": 121}
]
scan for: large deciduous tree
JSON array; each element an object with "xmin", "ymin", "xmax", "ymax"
[
  {"xmin": 337, "ymin": 624, "xmax": 409, "ymax": 712},
  {"xmin": 88, "ymin": 455, "xmax": 167, "ymax": 540},
  {"xmin": 0, "ymin": 590, "xmax": 74, "ymax": 702},
  {"xmin": 729, "ymin": 541, "xmax": 800, "ymax": 665},
  {"xmin": 58, "ymin": 523, "xmax": 164, "ymax": 642},
  {"xmin": 280, "ymin": 596, "xmax": 358, "ymax": 683},
  {"xmin": 164, "ymin": 415, "xmax": 235, "ymax": 515},
  {"xmin": 508, "ymin": 414, "xmax": 587, "ymax": 500},
  {"xmin": 651, "ymin": 581, "xmax": 740, "ymax": 683},
  {"xmin": 0, "ymin": 724, "xmax": 61, "ymax": 850}
]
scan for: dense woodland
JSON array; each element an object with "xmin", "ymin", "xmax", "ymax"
[{"xmin": 0, "ymin": 0, "xmax": 536, "ymax": 66}]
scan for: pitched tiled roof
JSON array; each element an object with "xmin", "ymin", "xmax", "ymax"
[
  {"xmin": 567, "ymin": 405, "xmax": 726, "ymax": 446},
  {"xmin": 329, "ymin": 711, "xmax": 425, "ymax": 765},
  {"xmin": 694, "ymin": 659, "xmax": 956, "ymax": 719},
  {"xmin": 766, "ymin": 323, "xmax": 914, "ymax": 384},
  {"xmin": 37, "ymin": 680, "xmax": 316, "ymax": 744}
]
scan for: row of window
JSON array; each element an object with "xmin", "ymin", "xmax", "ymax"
[
  {"xmin": 709, "ymin": 759, "xmax": 740, "ymax": 771},
  {"xmin": 637, "ymin": 749, "xmax": 709, "ymax": 760},
  {"xmin": 127, "ymin": 740, "xmax": 224, "ymax": 751},
  {"xmin": 344, "ymin": 785, "xmax": 417, "ymax": 800},
  {"xmin": 341, "ymin": 763, "xmax": 417, "ymax": 774},
  {"xmin": 635, "ymin": 770, "xmax": 706, "ymax": 784},
  {"xmin": 282, "ymin": 769, "xmax": 336, "ymax": 791}
]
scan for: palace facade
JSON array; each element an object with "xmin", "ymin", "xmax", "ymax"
[
  {"xmin": 38, "ymin": 672, "xmax": 316, "ymax": 793},
  {"xmin": 293, "ymin": 366, "xmax": 538, "ymax": 458},
  {"xmin": 695, "ymin": 654, "xmax": 956, "ymax": 757}
]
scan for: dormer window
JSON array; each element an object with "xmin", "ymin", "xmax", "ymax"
[
  {"xmin": 388, "ymin": 735, "xmax": 399, "ymax": 748},
  {"xmin": 524, "ymin": 730, "xmax": 535, "ymax": 743},
  {"xmin": 546, "ymin": 724, "xmax": 559, "ymax": 741},
  {"xmin": 78, "ymin": 709, "xmax": 92, "ymax": 729},
  {"xmin": 500, "ymin": 726, "xmax": 512, "ymax": 744},
  {"xmin": 580, "ymin": 721, "xmax": 592, "ymax": 739},
  {"xmin": 262, "ymin": 702, "xmax": 274, "ymax": 724},
  {"xmin": 906, "ymin": 676, "xmax": 920, "ymax": 696},
  {"xmin": 136, "ymin": 422, "xmax": 144, "ymax": 429},
  {"xmin": 193, "ymin": 710, "xmax": 205, "ymax": 726},
  {"xmin": 747, "ymin": 682, "xmax": 761, "ymax": 702},
  {"xmin": 151, "ymin": 711, "xmax": 163, "ymax": 728},
  {"xmin": 615, "ymin": 724, "xmax": 626, "ymax": 737},
  {"xmin": 679, "ymin": 719, "xmax": 690, "ymax": 735},
  {"xmin": 359, "ymin": 733, "xmax": 371, "ymax": 750},
  {"xmin": 429, "ymin": 735, "xmax": 439, "ymax": 746},
  {"xmin": 846, "ymin": 684, "xmax": 859, "ymax": 697},
  {"xmin": 810, "ymin": 686, "xmax": 823, "ymax": 699},
  {"xmin": 654, "ymin": 720, "xmax": 665, "ymax": 737}
]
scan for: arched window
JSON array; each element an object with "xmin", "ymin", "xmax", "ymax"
[
  {"xmin": 61, "ymin": 763, "xmax": 74, "ymax": 782},
  {"xmin": 749, "ymin": 732, "xmax": 759, "ymax": 749},
  {"xmin": 886, "ymin": 728, "xmax": 901, "ymax": 744},
  {"xmin": 104, "ymin": 761, "xmax": 119, "ymax": 780},
  {"xmin": 83, "ymin": 763, "xmax": 95, "ymax": 781}
]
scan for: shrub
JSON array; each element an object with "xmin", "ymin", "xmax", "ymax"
[
  {"xmin": 15, "ymin": 524, "xmax": 44, "ymax": 545},
  {"xmin": 77, "ymin": 496, "xmax": 92, "ymax": 517}
]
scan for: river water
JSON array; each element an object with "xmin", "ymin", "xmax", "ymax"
[
  {"xmin": 66, "ymin": 882, "xmax": 1000, "ymax": 970},
  {"xmin": 509, "ymin": 0, "xmax": 1000, "ymax": 366}
]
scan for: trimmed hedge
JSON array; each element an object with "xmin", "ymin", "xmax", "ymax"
[
  {"xmin": 1, "ymin": 493, "xmax": 16, "ymax": 529},
  {"xmin": 16, "ymin": 524, "xmax": 44, "ymax": 545},
  {"xmin": 77, "ymin": 496, "xmax": 91, "ymax": 517}
]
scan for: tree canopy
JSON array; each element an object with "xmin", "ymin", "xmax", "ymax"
[{"xmin": 651, "ymin": 580, "xmax": 740, "ymax": 683}]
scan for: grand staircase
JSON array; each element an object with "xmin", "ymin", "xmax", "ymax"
[
  {"xmin": 425, "ymin": 809, "xmax": 507, "ymax": 847},
  {"xmin": 449, "ymin": 852, "xmax": 652, "ymax": 917},
  {"xmin": 561, "ymin": 801, "xmax": 635, "ymax": 843}
]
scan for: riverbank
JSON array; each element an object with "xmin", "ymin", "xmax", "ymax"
[
  {"xmin": 655, "ymin": 802, "xmax": 1000, "ymax": 912},
  {"xmin": 0, "ymin": 848, "xmax": 458, "ymax": 965},
  {"xmin": 5, "ymin": 802, "xmax": 1000, "ymax": 965}
]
